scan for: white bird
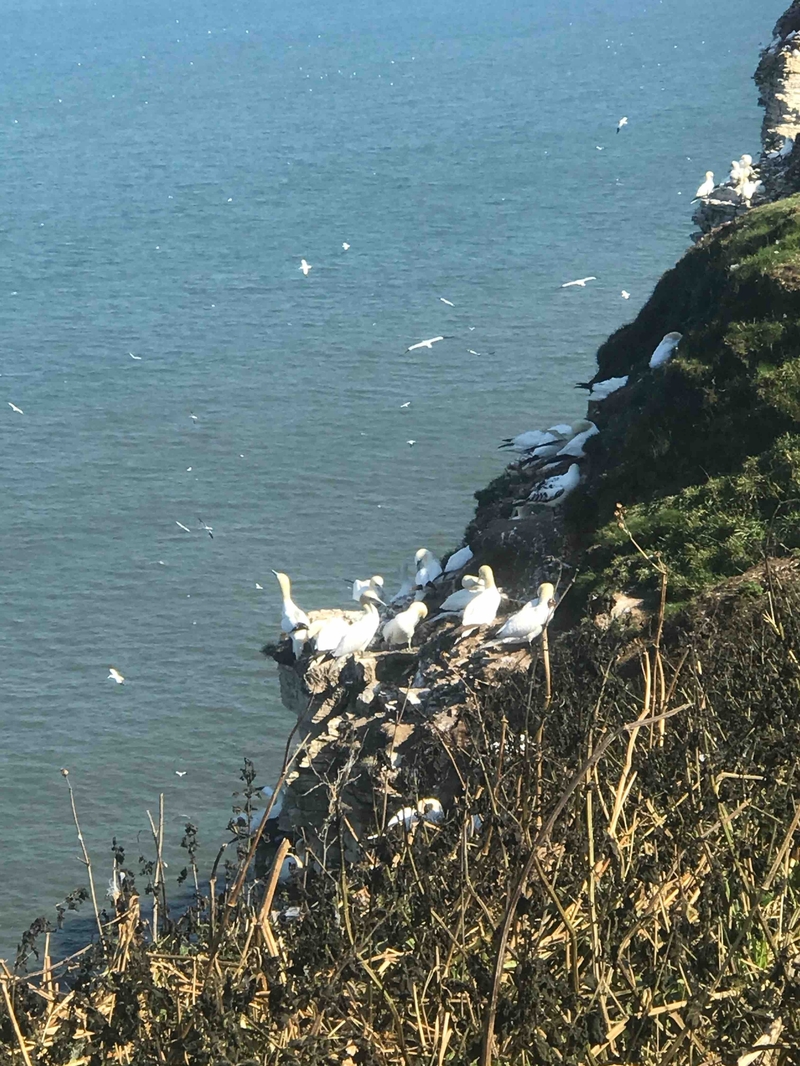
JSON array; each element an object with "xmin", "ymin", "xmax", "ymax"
[
  {"xmin": 407, "ymin": 439, "xmax": 416, "ymax": 446},
  {"xmin": 382, "ymin": 601, "xmax": 428, "ymax": 650},
  {"xmin": 385, "ymin": 797, "xmax": 444, "ymax": 831},
  {"xmin": 492, "ymin": 582, "xmax": 557, "ymax": 645},
  {"xmin": 271, "ymin": 570, "xmax": 311, "ymax": 633},
  {"xmin": 129, "ymin": 352, "xmax": 142, "ymax": 360},
  {"xmin": 649, "ymin": 331, "xmax": 682, "ymax": 369},
  {"xmin": 499, "ymin": 425, "xmax": 571, "ymax": 452},
  {"xmin": 175, "ymin": 771, "xmax": 187, "ymax": 777},
  {"xmin": 526, "ymin": 464, "xmax": 581, "ymax": 507},
  {"xmin": 342, "ymin": 242, "xmax": 350, "ymax": 250},
  {"xmin": 400, "ymin": 401, "xmax": 411, "ymax": 408},
  {"xmin": 351, "ymin": 575, "xmax": 384, "ymax": 602},
  {"xmin": 415, "ymin": 548, "xmax": 443, "ymax": 587},
  {"xmin": 517, "ymin": 420, "xmax": 595, "ymax": 466},
  {"xmin": 197, "ymin": 517, "xmax": 213, "ymax": 538},
  {"xmin": 461, "ymin": 565, "xmax": 501, "ymax": 626},
  {"xmin": 385, "ymin": 806, "xmax": 417, "ymax": 831},
  {"xmin": 742, "ymin": 179, "xmax": 764, "ymax": 205},
  {"xmin": 621, "ymin": 290, "xmax": 631, "ymax": 299},
  {"xmin": 107, "ymin": 668, "xmax": 125, "ymax": 685},
  {"xmin": 407, "ymin": 336, "xmax": 444, "ymax": 351},
  {"xmin": 332, "ymin": 591, "xmax": 383, "ymax": 659},
  {"xmin": 439, "ymin": 297, "xmax": 454, "ymax": 306},
  {"xmin": 561, "ymin": 276, "xmax": 596, "ymax": 288},
  {"xmin": 8, "ymin": 402, "xmax": 23, "ymax": 414},
  {"xmin": 190, "ymin": 414, "xmax": 198, "ymax": 422},
  {"xmin": 780, "ymin": 136, "xmax": 795, "ymax": 158},
  {"xmin": 256, "ymin": 583, "xmax": 263, "ymax": 589},
  {"xmin": 309, "ymin": 614, "xmax": 353, "ymax": 654},
  {"xmin": 693, "ymin": 171, "xmax": 715, "ymax": 200},
  {"xmin": 278, "ymin": 853, "xmax": 303, "ymax": 884},
  {"xmin": 616, "ymin": 116, "xmax": 628, "ymax": 133},
  {"xmin": 299, "ymin": 259, "xmax": 312, "ymax": 275},
  {"xmin": 438, "ymin": 574, "xmax": 486, "ymax": 613},
  {"xmin": 444, "ymin": 545, "xmax": 473, "ymax": 573},
  {"xmin": 175, "ymin": 521, "xmax": 192, "ymax": 533},
  {"xmin": 556, "ymin": 422, "xmax": 598, "ymax": 458},
  {"xmin": 583, "ymin": 376, "xmax": 629, "ymax": 399}
]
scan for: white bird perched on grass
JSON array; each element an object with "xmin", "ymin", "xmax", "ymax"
[
  {"xmin": 444, "ymin": 545, "xmax": 473, "ymax": 573},
  {"xmin": 299, "ymin": 259, "xmax": 312, "ymax": 275},
  {"xmin": 108, "ymin": 668, "xmax": 125, "ymax": 685},
  {"xmin": 408, "ymin": 336, "xmax": 444, "ymax": 351},
  {"xmin": 692, "ymin": 171, "xmax": 715, "ymax": 201},
  {"xmin": 561, "ymin": 276, "xmax": 596, "ymax": 288},
  {"xmin": 462, "ymin": 565, "xmax": 501, "ymax": 626},
  {"xmin": 8, "ymin": 402, "xmax": 23, "ymax": 414},
  {"xmin": 271, "ymin": 570, "xmax": 310, "ymax": 633},
  {"xmin": 616, "ymin": 116, "xmax": 628, "ymax": 133},
  {"xmin": 332, "ymin": 590, "xmax": 383, "ymax": 659},
  {"xmin": 525, "ymin": 464, "xmax": 581, "ymax": 507},
  {"xmin": 498, "ymin": 425, "xmax": 571, "ymax": 453},
  {"xmin": 382, "ymin": 601, "xmax": 428, "ymax": 650},
  {"xmin": 415, "ymin": 548, "xmax": 443, "ymax": 588},
  {"xmin": 580, "ymin": 376, "xmax": 629, "ymax": 400},
  {"xmin": 437, "ymin": 574, "xmax": 486, "ymax": 613},
  {"xmin": 491, "ymin": 582, "xmax": 557, "ymax": 646},
  {"xmin": 649, "ymin": 331, "xmax": 682, "ymax": 369},
  {"xmin": 351, "ymin": 575, "xmax": 384, "ymax": 602}
]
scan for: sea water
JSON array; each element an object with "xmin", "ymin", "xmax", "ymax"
[{"xmin": 0, "ymin": 0, "xmax": 783, "ymax": 959}]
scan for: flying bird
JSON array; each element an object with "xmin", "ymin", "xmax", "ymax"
[
  {"xmin": 175, "ymin": 771, "xmax": 187, "ymax": 777},
  {"xmin": 616, "ymin": 116, "xmax": 628, "ymax": 133},
  {"xmin": 197, "ymin": 518, "xmax": 213, "ymax": 539},
  {"xmin": 407, "ymin": 439, "xmax": 416, "ymax": 446},
  {"xmin": 439, "ymin": 297, "xmax": 454, "ymax": 306},
  {"xmin": 255, "ymin": 582, "xmax": 263, "ymax": 589},
  {"xmin": 342, "ymin": 242, "xmax": 350, "ymax": 250},
  {"xmin": 189, "ymin": 414, "xmax": 198, "ymax": 422},
  {"xmin": 107, "ymin": 668, "xmax": 125, "ymax": 685},
  {"xmin": 400, "ymin": 402, "xmax": 411, "ymax": 408},
  {"xmin": 621, "ymin": 290, "xmax": 631, "ymax": 299},
  {"xmin": 299, "ymin": 259, "xmax": 312, "ymax": 275},
  {"xmin": 561, "ymin": 276, "xmax": 596, "ymax": 288},
  {"xmin": 7, "ymin": 402, "xmax": 23, "ymax": 414},
  {"xmin": 129, "ymin": 352, "xmax": 142, "ymax": 360},
  {"xmin": 176, "ymin": 521, "xmax": 192, "ymax": 533},
  {"xmin": 407, "ymin": 336, "xmax": 444, "ymax": 351}
]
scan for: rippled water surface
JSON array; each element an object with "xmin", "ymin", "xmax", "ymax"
[{"xmin": 0, "ymin": 0, "xmax": 784, "ymax": 957}]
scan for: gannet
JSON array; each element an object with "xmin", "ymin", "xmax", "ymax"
[
  {"xmin": 407, "ymin": 336, "xmax": 444, "ymax": 351},
  {"xmin": 278, "ymin": 853, "xmax": 303, "ymax": 883},
  {"xmin": 129, "ymin": 352, "xmax": 142, "ymax": 360},
  {"xmin": 582, "ymin": 375, "xmax": 629, "ymax": 399},
  {"xmin": 385, "ymin": 797, "xmax": 444, "ymax": 831},
  {"xmin": 444, "ymin": 545, "xmax": 473, "ymax": 573},
  {"xmin": 439, "ymin": 297, "xmax": 454, "ymax": 306},
  {"xmin": 438, "ymin": 574, "xmax": 486, "ymax": 613},
  {"xmin": 382, "ymin": 601, "xmax": 428, "ymax": 649},
  {"xmin": 7, "ymin": 402, "xmax": 23, "ymax": 414},
  {"xmin": 175, "ymin": 521, "xmax": 191, "ymax": 533},
  {"xmin": 498, "ymin": 425, "xmax": 571, "ymax": 453},
  {"xmin": 351, "ymin": 575, "xmax": 384, "ymax": 602},
  {"xmin": 342, "ymin": 242, "xmax": 350, "ymax": 250},
  {"xmin": 692, "ymin": 171, "xmax": 715, "ymax": 201},
  {"xmin": 517, "ymin": 420, "xmax": 595, "ymax": 466},
  {"xmin": 742, "ymin": 179, "xmax": 764, "ymax": 205},
  {"xmin": 492, "ymin": 582, "xmax": 556, "ymax": 645},
  {"xmin": 649, "ymin": 331, "xmax": 682, "ymax": 369},
  {"xmin": 621, "ymin": 290, "xmax": 631, "ymax": 299},
  {"xmin": 616, "ymin": 116, "xmax": 628, "ymax": 133},
  {"xmin": 526, "ymin": 464, "xmax": 581, "ymax": 507},
  {"xmin": 309, "ymin": 614, "xmax": 353, "ymax": 654},
  {"xmin": 461, "ymin": 565, "xmax": 501, "ymax": 626},
  {"xmin": 561, "ymin": 276, "xmax": 596, "ymax": 288},
  {"xmin": 271, "ymin": 570, "xmax": 310, "ymax": 633},
  {"xmin": 556, "ymin": 422, "xmax": 598, "ymax": 458},
  {"xmin": 332, "ymin": 590, "xmax": 383, "ymax": 658},
  {"xmin": 299, "ymin": 259, "xmax": 312, "ymax": 275},
  {"xmin": 197, "ymin": 517, "xmax": 213, "ymax": 539},
  {"xmin": 239, "ymin": 784, "xmax": 286, "ymax": 832},
  {"xmin": 415, "ymin": 548, "xmax": 443, "ymax": 587},
  {"xmin": 107, "ymin": 668, "xmax": 125, "ymax": 684},
  {"xmin": 175, "ymin": 771, "xmax": 187, "ymax": 777},
  {"xmin": 780, "ymin": 136, "xmax": 795, "ymax": 158}
]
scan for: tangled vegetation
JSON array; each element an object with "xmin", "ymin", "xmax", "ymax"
[{"xmin": 2, "ymin": 556, "xmax": 800, "ymax": 1064}]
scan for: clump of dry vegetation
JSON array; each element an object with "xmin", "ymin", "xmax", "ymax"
[{"xmin": 2, "ymin": 556, "xmax": 800, "ymax": 1065}]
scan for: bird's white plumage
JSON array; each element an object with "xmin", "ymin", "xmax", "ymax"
[
  {"xmin": 526, "ymin": 464, "xmax": 581, "ymax": 506},
  {"xmin": 499, "ymin": 426, "xmax": 569, "ymax": 453},
  {"xmin": 299, "ymin": 259, "xmax": 312, "ymax": 275},
  {"xmin": 617, "ymin": 116, "xmax": 628, "ymax": 132},
  {"xmin": 278, "ymin": 853, "xmax": 303, "ymax": 883},
  {"xmin": 382, "ymin": 601, "xmax": 428, "ymax": 649},
  {"xmin": 494, "ymin": 583, "xmax": 556, "ymax": 645},
  {"xmin": 108, "ymin": 668, "xmax": 125, "ymax": 684},
  {"xmin": 352, "ymin": 575, "xmax": 384, "ymax": 602},
  {"xmin": 649, "ymin": 332, "xmax": 682, "ymax": 369},
  {"xmin": 415, "ymin": 548, "xmax": 443, "ymax": 587},
  {"xmin": 444, "ymin": 545, "xmax": 473, "ymax": 573},
  {"xmin": 272, "ymin": 570, "xmax": 311, "ymax": 633},
  {"xmin": 694, "ymin": 171, "xmax": 715, "ymax": 199},
  {"xmin": 310, "ymin": 615, "xmax": 353, "ymax": 653},
  {"xmin": 439, "ymin": 576, "xmax": 486, "ymax": 613},
  {"xmin": 588, "ymin": 376, "xmax": 628, "ymax": 399},
  {"xmin": 461, "ymin": 566, "xmax": 501, "ymax": 626},
  {"xmin": 561, "ymin": 276, "xmax": 596, "ymax": 288},
  {"xmin": 556, "ymin": 423, "xmax": 598, "ymax": 459},
  {"xmin": 332, "ymin": 595, "xmax": 382, "ymax": 658},
  {"xmin": 8, "ymin": 402, "xmax": 23, "ymax": 414},
  {"xmin": 407, "ymin": 336, "xmax": 444, "ymax": 351}
]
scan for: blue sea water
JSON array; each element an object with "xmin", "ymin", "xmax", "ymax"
[{"xmin": 0, "ymin": 0, "xmax": 784, "ymax": 959}]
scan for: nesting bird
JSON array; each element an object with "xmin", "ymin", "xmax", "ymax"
[
  {"xmin": 577, "ymin": 375, "xmax": 629, "ymax": 399},
  {"xmin": 554, "ymin": 422, "xmax": 598, "ymax": 459},
  {"xmin": 385, "ymin": 797, "xmax": 444, "ymax": 831},
  {"xmin": 492, "ymin": 583, "xmax": 557, "ymax": 646},
  {"xmin": 648, "ymin": 331, "xmax": 682, "ymax": 369},
  {"xmin": 693, "ymin": 171, "xmax": 715, "ymax": 201},
  {"xmin": 437, "ymin": 573, "xmax": 486, "ymax": 613},
  {"xmin": 443, "ymin": 545, "xmax": 474, "ymax": 573},
  {"xmin": 332, "ymin": 589, "xmax": 383, "ymax": 659},
  {"xmin": 351, "ymin": 575, "xmax": 384, "ymax": 602},
  {"xmin": 498, "ymin": 425, "xmax": 571, "ymax": 453},
  {"xmin": 382, "ymin": 601, "xmax": 428, "ymax": 650},
  {"xmin": 415, "ymin": 548, "xmax": 443, "ymax": 588},
  {"xmin": 525, "ymin": 463, "xmax": 581, "ymax": 507},
  {"xmin": 271, "ymin": 570, "xmax": 310, "ymax": 633},
  {"xmin": 461, "ymin": 565, "xmax": 501, "ymax": 626}
]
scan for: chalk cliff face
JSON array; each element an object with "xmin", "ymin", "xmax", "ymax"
[{"xmin": 755, "ymin": 0, "xmax": 800, "ymax": 155}]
